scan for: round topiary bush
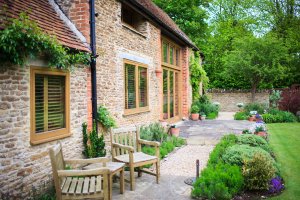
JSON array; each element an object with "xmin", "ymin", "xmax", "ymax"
[{"xmin": 237, "ymin": 134, "xmax": 271, "ymax": 153}]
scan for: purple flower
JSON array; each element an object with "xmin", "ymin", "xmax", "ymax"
[{"xmin": 269, "ymin": 177, "xmax": 284, "ymax": 193}]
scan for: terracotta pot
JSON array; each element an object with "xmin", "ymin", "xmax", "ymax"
[
  {"xmin": 255, "ymin": 131, "xmax": 267, "ymax": 137},
  {"xmin": 200, "ymin": 116, "xmax": 206, "ymax": 120},
  {"xmin": 191, "ymin": 113, "xmax": 199, "ymax": 121},
  {"xmin": 248, "ymin": 116, "xmax": 256, "ymax": 121},
  {"xmin": 170, "ymin": 128, "xmax": 180, "ymax": 137}
]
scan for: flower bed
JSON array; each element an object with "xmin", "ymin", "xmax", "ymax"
[{"xmin": 192, "ymin": 134, "xmax": 284, "ymax": 200}]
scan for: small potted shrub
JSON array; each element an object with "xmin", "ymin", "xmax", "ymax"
[
  {"xmin": 170, "ymin": 125, "xmax": 180, "ymax": 137},
  {"xmin": 248, "ymin": 111, "xmax": 257, "ymax": 122},
  {"xmin": 200, "ymin": 112, "xmax": 206, "ymax": 120},
  {"xmin": 190, "ymin": 105, "xmax": 200, "ymax": 121},
  {"xmin": 255, "ymin": 126, "xmax": 267, "ymax": 137}
]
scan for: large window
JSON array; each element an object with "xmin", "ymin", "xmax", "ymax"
[
  {"xmin": 124, "ymin": 60, "xmax": 148, "ymax": 115},
  {"xmin": 162, "ymin": 39, "xmax": 181, "ymax": 67},
  {"xmin": 30, "ymin": 67, "xmax": 70, "ymax": 145}
]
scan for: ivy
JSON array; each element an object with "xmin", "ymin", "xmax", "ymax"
[
  {"xmin": 97, "ymin": 105, "xmax": 116, "ymax": 129},
  {"xmin": 190, "ymin": 52, "xmax": 209, "ymax": 100},
  {"xmin": 0, "ymin": 12, "xmax": 90, "ymax": 69}
]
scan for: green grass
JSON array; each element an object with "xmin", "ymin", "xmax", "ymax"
[{"xmin": 268, "ymin": 123, "xmax": 300, "ymax": 200}]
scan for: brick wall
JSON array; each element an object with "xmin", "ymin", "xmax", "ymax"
[
  {"xmin": 0, "ymin": 63, "xmax": 89, "ymax": 198},
  {"xmin": 208, "ymin": 90, "xmax": 270, "ymax": 112}
]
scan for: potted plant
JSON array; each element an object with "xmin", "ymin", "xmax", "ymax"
[
  {"xmin": 170, "ymin": 125, "xmax": 180, "ymax": 137},
  {"xmin": 200, "ymin": 112, "xmax": 206, "ymax": 120},
  {"xmin": 190, "ymin": 105, "xmax": 200, "ymax": 121},
  {"xmin": 255, "ymin": 126, "xmax": 267, "ymax": 137}
]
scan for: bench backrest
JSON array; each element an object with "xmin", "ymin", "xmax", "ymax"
[{"xmin": 110, "ymin": 126, "xmax": 141, "ymax": 157}]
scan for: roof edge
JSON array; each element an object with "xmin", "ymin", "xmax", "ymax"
[
  {"xmin": 124, "ymin": 0, "xmax": 199, "ymax": 51},
  {"xmin": 49, "ymin": 0, "xmax": 90, "ymax": 51}
]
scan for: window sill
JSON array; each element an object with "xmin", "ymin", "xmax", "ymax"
[
  {"xmin": 123, "ymin": 107, "xmax": 150, "ymax": 116},
  {"xmin": 30, "ymin": 130, "xmax": 71, "ymax": 145},
  {"xmin": 122, "ymin": 23, "xmax": 147, "ymax": 38}
]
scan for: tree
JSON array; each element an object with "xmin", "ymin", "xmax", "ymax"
[
  {"xmin": 153, "ymin": 0, "xmax": 209, "ymax": 47},
  {"xmin": 223, "ymin": 35, "xmax": 288, "ymax": 101}
]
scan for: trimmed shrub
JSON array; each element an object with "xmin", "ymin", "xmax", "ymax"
[
  {"xmin": 262, "ymin": 109, "xmax": 297, "ymax": 123},
  {"xmin": 170, "ymin": 136, "xmax": 186, "ymax": 147},
  {"xmin": 243, "ymin": 153, "xmax": 276, "ymax": 190},
  {"xmin": 140, "ymin": 123, "xmax": 168, "ymax": 142},
  {"xmin": 234, "ymin": 111, "xmax": 248, "ymax": 120},
  {"xmin": 237, "ymin": 134, "xmax": 271, "ymax": 153},
  {"xmin": 192, "ymin": 162, "xmax": 244, "ymax": 200},
  {"xmin": 207, "ymin": 112, "xmax": 218, "ymax": 119},
  {"xmin": 222, "ymin": 145, "xmax": 276, "ymax": 169},
  {"xmin": 244, "ymin": 103, "xmax": 268, "ymax": 114},
  {"xmin": 208, "ymin": 134, "xmax": 237, "ymax": 166}
]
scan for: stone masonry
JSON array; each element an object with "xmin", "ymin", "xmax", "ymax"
[{"xmin": 0, "ymin": 63, "xmax": 89, "ymax": 198}]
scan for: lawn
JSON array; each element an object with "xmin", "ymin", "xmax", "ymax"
[{"xmin": 268, "ymin": 123, "xmax": 300, "ymax": 200}]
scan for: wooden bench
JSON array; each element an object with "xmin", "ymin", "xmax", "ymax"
[
  {"xmin": 49, "ymin": 142, "xmax": 110, "ymax": 200},
  {"xmin": 110, "ymin": 126, "xmax": 160, "ymax": 191}
]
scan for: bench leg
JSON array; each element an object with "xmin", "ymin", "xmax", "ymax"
[
  {"xmin": 120, "ymin": 168, "xmax": 124, "ymax": 194},
  {"xmin": 138, "ymin": 167, "xmax": 142, "ymax": 177},
  {"xmin": 130, "ymin": 165, "xmax": 135, "ymax": 191},
  {"xmin": 156, "ymin": 161, "xmax": 160, "ymax": 184}
]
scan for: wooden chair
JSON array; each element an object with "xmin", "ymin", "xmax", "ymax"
[
  {"xmin": 49, "ymin": 142, "xmax": 110, "ymax": 200},
  {"xmin": 110, "ymin": 126, "xmax": 160, "ymax": 191}
]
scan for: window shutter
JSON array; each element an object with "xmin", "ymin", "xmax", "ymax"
[
  {"xmin": 125, "ymin": 64, "xmax": 136, "ymax": 109},
  {"xmin": 138, "ymin": 67, "xmax": 147, "ymax": 107},
  {"xmin": 35, "ymin": 75, "xmax": 45, "ymax": 133}
]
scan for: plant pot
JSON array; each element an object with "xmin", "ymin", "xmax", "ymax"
[
  {"xmin": 191, "ymin": 113, "xmax": 199, "ymax": 121},
  {"xmin": 200, "ymin": 116, "xmax": 206, "ymax": 120},
  {"xmin": 248, "ymin": 116, "xmax": 256, "ymax": 121},
  {"xmin": 170, "ymin": 128, "xmax": 180, "ymax": 137},
  {"xmin": 255, "ymin": 131, "xmax": 267, "ymax": 137}
]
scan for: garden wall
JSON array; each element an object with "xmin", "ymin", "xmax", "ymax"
[
  {"xmin": 0, "ymin": 62, "xmax": 89, "ymax": 198},
  {"xmin": 208, "ymin": 89, "xmax": 270, "ymax": 112}
]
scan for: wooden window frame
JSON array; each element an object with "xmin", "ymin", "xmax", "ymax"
[
  {"xmin": 30, "ymin": 67, "xmax": 70, "ymax": 145},
  {"xmin": 124, "ymin": 59, "xmax": 149, "ymax": 116},
  {"xmin": 161, "ymin": 37, "xmax": 181, "ymax": 70}
]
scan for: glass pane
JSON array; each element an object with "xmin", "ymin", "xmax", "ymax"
[
  {"xmin": 35, "ymin": 75, "xmax": 45, "ymax": 133},
  {"xmin": 176, "ymin": 49, "xmax": 180, "ymax": 66},
  {"xmin": 125, "ymin": 64, "xmax": 136, "ymax": 109},
  {"xmin": 170, "ymin": 47, "xmax": 174, "ymax": 65},
  {"xmin": 175, "ymin": 72, "xmax": 179, "ymax": 116},
  {"xmin": 170, "ymin": 71, "xmax": 174, "ymax": 118},
  {"xmin": 139, "ymin": 67, "xmax": 147, "ymax": 107},
  {"xmin": 163, "ymin": 42, "xmax": 168, "ymax": 63},
  {"xmin": 48, "ymin": 76, "xmax": 65, "ymax": 131},
  {"xmin": 163, "ymin": 69, "xmax": 168, "ymax": 119}
]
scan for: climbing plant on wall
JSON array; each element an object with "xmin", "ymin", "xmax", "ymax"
[
  {"xmin": 190, "ymin": 52, "xmax": 209, "ymax": 101},
  {"xmin": 0, "ymin": 12, "xmax": 90, "ymax": 69}
]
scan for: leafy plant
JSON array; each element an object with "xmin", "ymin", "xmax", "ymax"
[
  {"xmin": 237, "ymin": 134, "xmax": 271, "ymax": 153},
  {"xmin": 190, "ymin": 104, "xmax": 200, "ymax": 113},
  {"xmin": 97, "ymin": 105, "xmax": 116, "ymax": 129},
  {"xmin": 244, "ymin": 103, "xmax": 268, "ymax": 114},
  {"xmin": 262, "ymin": 109, "xmax": 297, "ymax": 123},
  {"xmin": 255, "ymin": 126, "xmax": 266, "ymax": 133},
  {"xmin": 242, "ymin": 153, "xmax": 276, "ymax": 190},
  {"xmin": 242, "ymin": 129, "xmax": 252, "ymax": 134},
  {"xmin": 234, "ymin": 111, "xmax": 248, "ymax": 120},
  {"xmin": 140, "ymin": 123, "xmax": 168, "ymax": 143},
  {"xmin": 82, "ymin": 122, "xmax": 106, "ymax": 158},
  {"xmin": 269, "ymin": 90, "xmax": 282, "ymax": 108},
  {"xmin": 222, "ymin": 145, "xmax": 276, "ymax": 169},
  {"xmin": 207, "ymin": 112, "xmax": 218, "ymax": 119},
  {"xmin": 192, "ymin": 162, "xmax": 244, "ymax": 200},
  {"xmin": 0, "ymin": 13, "xmax": 90, "ymax": 69}
]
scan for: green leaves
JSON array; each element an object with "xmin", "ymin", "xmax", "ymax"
[
  {"xmin": 97, "ymin": 105, "xmax": 116, "ymax": 129},
  {"xmin": 0, "ymin": 12, "xmax": 90, "ymax": 69}
]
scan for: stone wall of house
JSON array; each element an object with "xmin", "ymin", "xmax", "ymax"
[
  {"xmin": 208, "ymin": 89, "xmax": 270, "ymax": 112},
  {"xmin": 94, "ymin": 0, "xmax": 192, "ymax": 128},
  {"xmin": 0, "ymin": 64, "xmax": 89, "ymax": 199}
]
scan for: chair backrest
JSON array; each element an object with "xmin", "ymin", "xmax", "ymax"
[
  {"xmin": 110, "ymin": 126, "xmax": 141, "ymax": 157},
  {"xmin": 49, "ymin": 142, "xmax": 65, "ymax": 196}
]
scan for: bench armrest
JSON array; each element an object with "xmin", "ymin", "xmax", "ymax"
[
  {"xmin": 112, "ymin": 142, "xmax": 134, "ymax": 152},
  {"xmin": 138, "ymin": 139, "xmax": 160, "ymax": 147},
  {"xmin": 64, "ymin": 157, "xmax": 109, "ymax": 165},
  {"xmin": 57, "ymin": 168, "xmax": 110, "ymax": 177}
]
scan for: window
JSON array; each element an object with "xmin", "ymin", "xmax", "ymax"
[
  {"xmin": 30, "ymin": 67, "xmax": 70, "ymax": 145},
  {"xmin": 161, "ymin": 39, "xmax": 181, "ymax": 67},
  {"xmin": 121, "ymin": 3, "xmax": 147, "ymax": 34},
  {"xmin": 124, "ymin": 60, "xmax": 148, "ymax": 115}
]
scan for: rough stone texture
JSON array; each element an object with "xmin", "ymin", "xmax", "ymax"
[
  {"xmin": 208, "ymin": 91, "xmax": 269, "ymax": 112},
  {"xmin": 0, "ymin": 64, "xmax": 89, "ymax": 199},
  {"xmin": 94, "ymin": 0, "xmax": 192, "ymax": 128}
]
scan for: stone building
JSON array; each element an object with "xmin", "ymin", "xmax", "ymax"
[{"xmin": 0, "ymin": 0, "xmax": 199, "ymax": 198}]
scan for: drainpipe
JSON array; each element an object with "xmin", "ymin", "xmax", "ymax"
[{"xmin": 90, "ymin": 0, "xmax": 98, "ymax": 132}]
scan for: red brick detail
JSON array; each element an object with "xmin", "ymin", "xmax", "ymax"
[
  {"xmin": 181, "ymin": 47, "xmax": 190, "ymax": 118},
  {"xmin": 69, "ymin": 0, "xmax": 90, "ymax": 44},
  {"xmin": 156, "ymin": 32, "xmax": 163, "ymax": 121},
  {"xmin": 86, "ymin": 67, "xmax": 92, "ymax": 130}
]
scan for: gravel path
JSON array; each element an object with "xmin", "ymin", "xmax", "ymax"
[{"xmin": 113, "ymin": 144, "xmax": 214, "ymax": 200}]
